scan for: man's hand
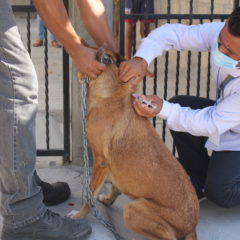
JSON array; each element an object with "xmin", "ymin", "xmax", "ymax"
[
  {"xmin": 133, "ymin": 95, "xmax": 163, "ymax": 118},
  {"xmin": 73, "ymin": 45, "xmax": 107, "ymax": 79},
  {"xmin": 119, "ymin": 57, "xmax": 148, "ymax": 89}
]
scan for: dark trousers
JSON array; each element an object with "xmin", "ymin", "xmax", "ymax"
[{"xmin": 169, "ymin": 95, "xmax": 240, "ymax": 208}]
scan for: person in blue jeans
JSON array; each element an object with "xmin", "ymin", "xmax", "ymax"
[
  {"xmin": 33, "ymin": 15, "xmax": 62, "ymax": 48},
  {"xmin": 0, "ymin": 0, "xmax": 117, "ymax": 240}
]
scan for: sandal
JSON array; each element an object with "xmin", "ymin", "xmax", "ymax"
[
  {"xmin": 32, "ymin": 39, "xmax": 43, "ymax": 47},
  {"xmin": 51, "ymin": 40, "xmax": 62, "ymax": 48}
]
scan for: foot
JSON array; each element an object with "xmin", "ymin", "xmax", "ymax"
[
  {"xmin": 1, "ymin": 209, "xmax": 92, "ymax": 240},
  {"xmin": 191, "ymin": 177, "xmax": 206, "ymax": 201},
  {"xmin": 51, "ymin": 40, "xmax": 62, "ymax": 48},
  {"xmin": 32, "ymin": 39, "xmax": 43, "ymax": 47},
  {"xmin": 39, "ymin": 180, "xmax": 71, "ymax": 206}
]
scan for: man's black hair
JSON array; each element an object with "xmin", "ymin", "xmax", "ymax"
[{"xmin": 228, "ymin": 7, "xmax": 240, "ymax": 37}]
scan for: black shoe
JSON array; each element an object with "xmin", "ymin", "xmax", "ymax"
[
  {"xmin": 39, "ymin": 181, "xmax": 71, "ymax": 206},
  {"xmin": 2, "ymin": 209, "xmax": 92, "ymax": 240}
]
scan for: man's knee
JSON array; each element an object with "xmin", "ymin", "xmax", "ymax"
[
  {"xmin": 168, "ymin": 95, "xmax": 181, "ymax": 104},
  {"xmin": 168, "ymin": 95, "xmax": 190, "ymax": 107},
  {"xmin": 205, "ymin": 181, "xmax": 240, "ymax": 208}
]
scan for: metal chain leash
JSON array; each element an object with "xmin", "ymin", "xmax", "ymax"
[{"xmin": 81, "ymin": 78, "xmax": 124, "ymax": 240}]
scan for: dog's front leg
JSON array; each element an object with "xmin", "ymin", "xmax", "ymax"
[
  {"xmin": 98, "ymin": 183, "xmax": 121, "ymax": 206},
  {"xmin": 72, "ymin": 156, "xmax": 109, "ymax": 219},
  {"xmin": 71, "ymin": 202, "xmax": 90, "ymax": 219}
]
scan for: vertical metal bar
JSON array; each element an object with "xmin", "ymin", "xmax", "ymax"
[
  {"xmin": 26, "ymin": 8, "xmax": 31, "ymax": 55},
  {"xmin": 162, "ymin": 0, "xmax": 171, "ymax": 142},
  {"xmin": 210, "ymin": 0, "xmax": 214, "ymax": 20},
  {"xmin": 119, "ymin": 0, "xmax": 125, "ymax": 57},
  {"xmin": 142, "ymin": 0, "xmax": 147, "ymax": 95},
  {"xmin": 152, "ymin": 19, "xmax": 158, "ymax": 128},
  {"xmin": 196, "ymin": 18, "xmax": 203, "ymax": 97},
  {"xmin": 172, "ymin": 18, "xmax": 182, "ymax": 155},
  {"xmin": 63, "ymin": 0, "xmax": 70, "ymax": 163},
  {"xmin": 44, "ymin": 27, "xmax": 50, "ymax": 150},
  {"xmin": 143, "ymin": 0, "xmax": 149, "ymax": 37},
  {"xmin": 175, "ymin": 51, "xmax": 180, "ymax": 96},
  {"xmin": 206, "ymin": 0, "xmax": 214, "ymax": 98},
  {"xmin": 196, "ymin": 52, "xmax": 202, "ymax": 97},
  {"xmin": 186, "ymin": 0, "xmax": 193, "ymax": 95},
  {"xmin": 234, "ymin": 0, "xmax": 240, "ymax": 8},
  {"xmin": 206, "ymin": 57, "xmax": 211, "ymax": 99},
  {"xmin": 132, "ymin": 23, "xmax": 137, "ymax": 55},
  {"xmin": 175, "ymin": 18, "xmax": 182, "ymax": 96}
]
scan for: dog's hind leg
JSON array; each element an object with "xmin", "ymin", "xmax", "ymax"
[
  {"xmin": 72, "ymin": 157, "xmax": 109, "ymax": 219},
  {"xmin": 98, "ymin": 184, "xmax": 121, "ymax": 206},
  {"xmin": 124, "ymin": 198, "xmax": 197, "ymax": 240},
  {"xmin": 123, "ymin": 198, "xmax": 177, "ymax": 240}
]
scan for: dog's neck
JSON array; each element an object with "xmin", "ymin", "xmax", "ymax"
[{"xmin": 88, "ymin": 64, "xmax": 133, "ymax": 109}]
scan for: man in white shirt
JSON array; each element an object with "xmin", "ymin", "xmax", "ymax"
[{"xmin": 119, "ymin": 7, "xmax": 240, "ymax": 208}]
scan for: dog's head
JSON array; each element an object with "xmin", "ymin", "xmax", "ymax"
[{"xmin": 86, "ymin": 46, "xmax": 130, "ymax": 100}]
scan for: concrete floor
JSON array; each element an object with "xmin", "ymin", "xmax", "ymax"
[
  {"xmin": 37, "ymin": 167, "xmax": 240, "ymax": 240},
  {"xmin": 2, "ymin": 166, "xmax": 240, "ymax": 240}
]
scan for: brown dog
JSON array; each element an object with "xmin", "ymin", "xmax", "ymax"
[{"xmin": 73, "ymin": 49, "xmax": 199, "ymax": 240}]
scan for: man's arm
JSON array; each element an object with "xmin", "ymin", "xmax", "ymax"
[
  {"xmin": 120, "ymin": 22, "xmax": 224, "ymax": 84},
  {"xmin": 32, "ymin": 0, "xmax": 116, "ymax": 78},
  {"xmin": 76, "ymin": 0, "xmax": 117, "ymax": 52}
]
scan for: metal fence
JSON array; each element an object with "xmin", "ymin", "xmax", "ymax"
[
  {"xmin": 12, "ymin": 2, "xmax": 70, "ymax": 163},
  {"xmin": 12, "ymin": 0, "xmax": 240, "ymax": 160},
  {"xmin": 119, "ymin": 0, "xmax": 240, "ymax": 151}
]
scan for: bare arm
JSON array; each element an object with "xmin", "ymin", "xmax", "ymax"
[
  {"xmin": 32, "ymin": 0, "xmax": 116, "ymax": 78},
  {"xmin": 76, "ymin": 0, "xmax": 118, "ymax": 52}
]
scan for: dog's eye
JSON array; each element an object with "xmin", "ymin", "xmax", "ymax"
[{"xmin": 100, "ymin": 55, "xmax": 113, "ymax": 65}]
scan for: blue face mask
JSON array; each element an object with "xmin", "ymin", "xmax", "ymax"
[{"xmin": 211, "ymin": 40, "xmax": 240, "ymax": 69}]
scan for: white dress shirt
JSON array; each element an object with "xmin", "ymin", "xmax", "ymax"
[{"xmin": 135, "ymin": 22, "xmax": 240, "ymax": 151}]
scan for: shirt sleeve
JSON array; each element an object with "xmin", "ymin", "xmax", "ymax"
[
  {"xmin": 157, "ymin": 90, "xmax": 240, "ymax": 145},
  {"xmin": 135, "ymin": 22, "xmax": 224, "ymax": 65}
]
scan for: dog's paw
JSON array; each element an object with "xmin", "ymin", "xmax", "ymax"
[{"xmin": 98, "ymin": 194, "xmax": 115, "ymax": 206}]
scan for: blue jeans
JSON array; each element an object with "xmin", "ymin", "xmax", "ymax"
[
  {"xmin": 37, "ymin": 15, "xmax": 56, "ymax": 41},
  {"xmin": 0, "ymin": 0, "xmax": 47, "ymax": 228}
]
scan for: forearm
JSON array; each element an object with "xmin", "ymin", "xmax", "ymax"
[
  {"xmin": 76, "ymin": 0, "xmax": 117, "ymax": 52},
  {"xmin": 33, "ymin": 0, "xmax": 107, "ymax": 78},
  {"xmin": 157, "ymin": 100, "xmax": 218, "ymax": 139},
  {"xmin": 135, "ymin": 23, "xmax": 218, "ymax": 65},
  {"xmin": 32, "ymin": 0, "xmax": 84, "ymax": 58}
]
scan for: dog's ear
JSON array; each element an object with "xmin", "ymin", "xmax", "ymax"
[{"xmin": 114, "ymin": 53, "xmax": 125, "ymax": 67}]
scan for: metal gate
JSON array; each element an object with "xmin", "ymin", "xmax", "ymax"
[
  {"xmin": 119, "ymin": 0, "xmax": 240, "ymax": 150},
  {"xmin": 12, "ymin": 2, "xmax": 70, "ymax": 163}
]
